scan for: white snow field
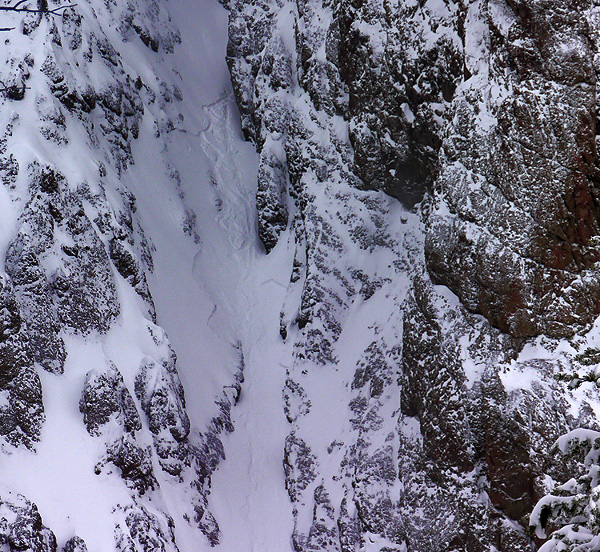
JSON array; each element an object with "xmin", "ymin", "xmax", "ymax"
[
  {"xmin": 157, "ymin": 1, "xmax": 298, "ymax": 549},
  {"xmin": 156, "ymin": 0, "xmax": 297, "ymax": 549},
  {"xmin": 124, "ymin": 0, "xmax": 299, "ymax": 548}
]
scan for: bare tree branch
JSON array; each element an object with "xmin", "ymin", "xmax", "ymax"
[{"xmin": 0, "ymin": 1, "xmax": 76, "ymax": 14}]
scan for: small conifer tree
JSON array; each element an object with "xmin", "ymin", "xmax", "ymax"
[{"xmin": 530, "ymin": 429, "xmax": 600, "ymax": 551}]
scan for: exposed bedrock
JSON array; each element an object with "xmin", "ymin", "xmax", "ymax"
[
  {"xmin": 336, "ymin": 0, "xmax": 465, "ymax": 207},
  {"xmin": 226, "ymin": 0, "xmax": 600, "ymax": 549},
  {"xmin": 0, "ymin": 274, "xmax": 44, "ymax": 449},
  {"xmin": 399, "ymin": 277, "xmax": 581, "ymax": 550},
  {"xmin": 426, "ymin": 0, "xmax": 600, "ymax": 338},
  {"xmin": 80, "ymin": 361, "xmax": 157, "ymax": 494},
  {"xmin": 62, "ymin": 536, "xmax": 88, "ymax": 552},
  {"xmin": 0, "ymin": 490, "xmax": 58, "ymax": 552},
  {"xmin": 228, "ymin": 0, "xmax": 600, "ymax": 338},
  {"xmin": 0, "ymin": 0, "xmax": 240, "ymax": 546}
]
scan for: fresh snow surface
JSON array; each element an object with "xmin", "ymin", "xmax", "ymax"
[{"xmin": 131, "ymin": 0, "xmax": 297, "ymax": 549}]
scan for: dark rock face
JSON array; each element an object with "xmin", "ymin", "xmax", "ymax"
[
  {"xmin": 62, "ymin": 536, "xmax": 87, "ymax": 552},
  {"xmin": 401, "ymin": 280, "xmax": 475, "ymax": 473},
  {"xmin": 397, "ymin": 280, "xmax": 567, "ymax": 550},
  {"xmin": 337, "ymin": 0, "xmax": 464, "ymax": 207},
  {"xmin": 81, "ymin": 362, "xmax": 156, "ymax": 494},
  {"xmin": 226, "ymin": 0, "xmax": 600, "ymax": 550},
  {"xmin": 256, "ymin": 148, "xmax": 289, "ymax": 253},
  {"xmin": 114, "ymin": 504, "xmax": 179, "ymax": 552},
  {"xmin": 0, "ymin": 490, "xmax": 57, "ymax": 552},
  {"xmin": 283, "ymin": 434, "xmax": 317, "ymax": 505},
  {"xmin": 135, "ymin": 352, "xmax": 190, "ymax": 476},
  {"xmin": 109, "ymin": 237, "xmax": 155, "ymax": 319},
  {"xmin": 480, "ymin": 365, "xmax": 574, "ymax": 522},
  {"xmin": 228, "ymin": 0, "xmax": 600, "ymax": 333},
  {"xmin": 135, "ymin": 353, "xmax": 190, "ymax": 441},
  {"xmin": 5, "ymin": 164, "xmax": 120, "ymax": 374},
  {"xmin": 80, "ymin": 363, "xmax": 142, "ymax": 436},
  {"xmin": 425, "ymin": 0, "xmax": 600, "ymax": 338},
  {"xmin": 227, "ymin": 1, "xmax": 293, "ymax": 251},
  {"xmin": 0, "ymin": 275, "xmax": 43, "ymax": 449},
  {"xmin": 0, "ymin": 0, "xmax": 241, "ymax": 548},
  {"xmin": 3, "ymin": 364, "xmax": 45, "ymax": 449}
]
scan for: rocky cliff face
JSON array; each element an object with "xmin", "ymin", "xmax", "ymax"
[
  {"xmin": 426, "ymin": 0, "xmax": 600, "ymax": 340},
  {"xmin": 2, "ymin": 0, "xmax": 600, "ymax": 550},
  {"xmin": 225, "ymin": 0, "xmax": 600, "ymax": 550}
]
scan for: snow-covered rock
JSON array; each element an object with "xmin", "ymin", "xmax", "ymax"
[
  {"xmin": 224, "ymin": 0, "xmax": 600, "ymax": 550},
  {"xmin": 0, "ymin": 0, "xmax": 244, "ymax": 548},
  {"xmin": 1, "ymin": 0, "xmax": 600, "ymax": 549}
]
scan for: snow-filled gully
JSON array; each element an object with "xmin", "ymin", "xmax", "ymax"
[
  {"xmin": 189, "ymin": 93, "xmax": 297, "ymax": 551},
  {"xmin": 155, "ymin": 1, "xmax": 297, "ymax": 550}
]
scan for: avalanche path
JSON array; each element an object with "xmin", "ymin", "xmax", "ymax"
[
  {"xmin": 192, "ymin": 95, "xmax": 297, "ymax": 552},
  {"xmin": 145, "ymin": 0, "xmax": 297, "ymax": 549}
]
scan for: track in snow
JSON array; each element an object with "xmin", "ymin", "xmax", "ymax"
[
  {"xmin": 190, "ymin": 87, "xmax": 296, "ymax": 552},
  {"xmin": 161, "ymin": 0, "xmax": 297, "ymax": 549}
]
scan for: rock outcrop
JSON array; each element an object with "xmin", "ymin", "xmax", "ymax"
[
  {"xmin": 426, "ymin": 0, "xmax": 600, "ymax": 339},
  {"xmin": 114, "ymin": 503, "xmax": 179, "ymax": 552},
  {"xmin": 62, "ymin": 536, "xmax": 88, "ymax": 552},
  {"xmin": 0, "ymin": 0, "xmax": 598, "ymax": 548},
  {"xmin": 0, "ymin": 274, "xmax": 44, "ymax": 449},
  {"xmin": 226, "ymin": 0, "xmax": 600, "ymax": 550},
  {"xmin": 81, "ymin": 361, "xmax": 157, "ymax": 494},
  {"xmin": 0, "ymin": 490, "xmax": 57, "ymax": 552}
]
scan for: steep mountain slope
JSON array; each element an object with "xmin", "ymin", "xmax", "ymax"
[
  {"xmin": 224, "ymin": 0, "xmax": 600, "ymax": 551},
  {"xmin": 0, "ymin": 0, "xmax": 257, "ymax": 549},
  {"xmin": 1, "ymin": 0, "xmax": 600, "ymax": 551}
]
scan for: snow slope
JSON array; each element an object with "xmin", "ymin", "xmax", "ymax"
[{"xmin": 139, "ymin": 0, "xmax": 299, "ymax": 547}]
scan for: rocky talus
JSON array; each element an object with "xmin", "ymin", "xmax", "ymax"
[{"xmin": 226, "ymin": 0, "xmax": 600, "ymax": 550}]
